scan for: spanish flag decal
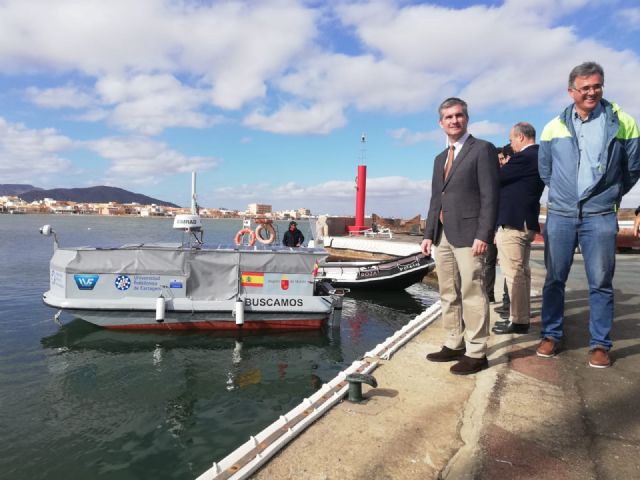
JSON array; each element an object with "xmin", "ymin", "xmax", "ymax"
[{"xmin": 241, "ymin": 272, "xmax": 264, "ymax": 287}]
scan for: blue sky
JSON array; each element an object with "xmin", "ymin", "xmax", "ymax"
[{"xmin": 1, "ymin": 0, "xmax": 640, "ymax": 217}]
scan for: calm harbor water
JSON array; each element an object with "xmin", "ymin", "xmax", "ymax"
[{"xmin": 0, "ymin": 215, "xmax": 437, "ymax": 480}]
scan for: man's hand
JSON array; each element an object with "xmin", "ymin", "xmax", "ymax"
[
  {"xmin": 471, "ymin": 239, "xmax": 488, "ymax": 256},
  {"xmin": 634, "ymin": 214, "xmax": 640, "ymax": 239},
  {"xmin": 421, "ymin": 239, "xmax": 433, "ymax": 256}
]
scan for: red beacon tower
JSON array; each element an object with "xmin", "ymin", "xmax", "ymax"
[{"xmin": 347, "ymin": 133, "xmax": 368, "ymax": 235}]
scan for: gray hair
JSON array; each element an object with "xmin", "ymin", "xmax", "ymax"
[
  {"xmin": 568, "ymin": 62, "xmax": 604, "ymax": 88},
  {"xmin": 512, "ymin": 122, "xmax": 536, "ymax": 141},
  {"xmin": 438, "ymin": 97, "xmax": 468, "ymax": 120}
]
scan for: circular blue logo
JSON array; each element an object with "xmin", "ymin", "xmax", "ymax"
[{"xmin": 115, "ymin": 275, "xmax": 131, "ymax": 291}]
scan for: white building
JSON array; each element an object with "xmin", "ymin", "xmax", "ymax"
[{"xmin": 248, "ymin": 203, "xmax": 272, "ymax": 215}]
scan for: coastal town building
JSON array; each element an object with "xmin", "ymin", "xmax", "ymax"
[
  {"xmin": 0, "ymin": 194, "xmax": 317, "ymax": 221},
  {"xmin": 248, "ymin": 203, "xmax": 272, "ymax": 215}
]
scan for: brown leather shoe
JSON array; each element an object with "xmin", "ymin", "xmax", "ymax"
[
  {"xmin": 589, "ymin": 347, "xmax": 611, "ymax": 368},
  {"xmin": 450, "ymin": 355, "xmax": 489, "ymax": 375},
  {"xmin": 426, "ymin": 346, "xmax": 466, "ymax": 362},
  {"xmin": 536, "ymin": 338, "xmax": 558, "ymax": 358}
]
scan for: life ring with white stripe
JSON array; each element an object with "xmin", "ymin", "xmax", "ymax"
[
  {"xmin": 255, "ymin": 224, "xmax": 276, "ymax": 244},
  {"xmin": 235, "ymin": 228, "xmax": 256, "ymax": 246}
]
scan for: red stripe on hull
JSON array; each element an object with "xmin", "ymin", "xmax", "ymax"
[{"xmin": 104, "ymin": 319, "xmax": 325, "ymax": 331}]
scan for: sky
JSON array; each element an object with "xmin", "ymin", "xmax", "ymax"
[{"xmin": 2, "ymin": 0, "xmax": 640, "ymax": 218}]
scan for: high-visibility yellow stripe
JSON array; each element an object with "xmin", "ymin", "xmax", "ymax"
[
  {"xmin": 540, "ymin": 117, "xmax": 571, "ymax": 141},
  {"xmin": 612, "ymin": 103, "xmax": 640, "ymax": 140}
]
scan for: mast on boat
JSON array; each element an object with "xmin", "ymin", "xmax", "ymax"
[{"xmin": 173, "ymin": 172, "xmax": 203, "ymax": 247}]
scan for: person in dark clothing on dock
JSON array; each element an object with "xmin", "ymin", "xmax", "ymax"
[
  {"xmin": 492, "ymin": 122, "xmax": 545, "ymax": 335},
  {"xmin": 484, "ymin": 145, "xmax": 514, "ymax": 305},
  {"xmin": 282, "ymin": 221, "xmax": 304, "ymax": 247}
]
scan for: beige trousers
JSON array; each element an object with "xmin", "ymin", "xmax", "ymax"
[
  {"xmin": 435, "ymin": 231, "xmax": 489, "ymax": 358},
  {"xmin": 496, "ymin": 227, "xmax": 537, "ymax": 325}
]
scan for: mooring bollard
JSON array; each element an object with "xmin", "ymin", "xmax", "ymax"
[{"xmin": 345, "ymin": 373, "xmax": 378, "ymax": 402}]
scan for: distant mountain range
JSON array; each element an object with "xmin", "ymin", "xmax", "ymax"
[
  {"xmin": 0, "ymin": 184, "xmax": 179, "ymax": 208},
  {"xmin": 0, "ymin": 184, "xmax": 43, "ymax": 195}
]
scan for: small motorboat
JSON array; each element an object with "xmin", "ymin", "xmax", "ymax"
[
  {"xmin": 40, "ymin": 173, "xmax": 344, "ymax": 331},
  {"xmin": 317, "ymin": 253, "xmax": 435, "ymax": 290}
]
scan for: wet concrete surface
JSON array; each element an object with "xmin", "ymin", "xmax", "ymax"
[{"xmin": 252, "ymin": 247, "xmax": 640, "ymax": 479}]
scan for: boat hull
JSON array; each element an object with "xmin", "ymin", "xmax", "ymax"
[
  {"xmin": 44, "ymin": 243, "xmax": 340, "ymax": 331},
  {"xmin": 318, "ymin": 253, "xmax": 435, "ymax": 290},
  {"xmin": 61, "ymin": 310, "xmax": 330, "ymax": 331}
]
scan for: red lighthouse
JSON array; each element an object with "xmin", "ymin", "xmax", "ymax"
[{"xmin": 347, "ymin": 134, "xmax": 368, "ymax": 235}]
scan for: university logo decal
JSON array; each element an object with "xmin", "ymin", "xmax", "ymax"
[{"xmin": 115, "ymin": 275, "xmax": 131, "ymax": 291}]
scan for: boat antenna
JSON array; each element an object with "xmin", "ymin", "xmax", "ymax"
[
  {"xmin": 191, "ymin": 171, "xmax": 199, "ymax": 215},
  {"xmin": 173, "ymin": 171, "xmax": 204, "ymax": 247}
]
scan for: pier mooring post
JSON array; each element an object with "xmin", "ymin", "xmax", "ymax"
[{"xmin": 345, "ymin": 373, "xmax": 377, "ymax": 402}]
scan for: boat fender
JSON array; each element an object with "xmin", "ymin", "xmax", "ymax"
[
  {"xmin": 234, "ymin": 298, "xmax": 244, "ymax": 325},
  {"xmin": 234, "ymin": 228, "xmax": 256, "ymax": 246},
  {"xmin": 155, "ymin": 296, "xmax": 166, "ymax": 322},
  {"xmin": 255, "ymin": 224, "xmax": 276, "ymax": 245},
  {"xmin": 345, "ymin": 373, "xmax": 378, "ymax": 402}
]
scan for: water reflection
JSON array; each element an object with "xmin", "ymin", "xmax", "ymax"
[
  {"xmin": 41, "ymin": 318, "xmax": 338, "ymax": 354},
  {"xmin": 32, "ymin": 284, "xmax": 437, "ymax": 479}
]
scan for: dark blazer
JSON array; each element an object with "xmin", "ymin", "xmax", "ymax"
[
  {"xmin": 424, "ymin": 135, "xmax": 500, "ymax": 248},
  {"xmin": 496, "ymin": 144, "xmax": 545, "ymax": 232}
]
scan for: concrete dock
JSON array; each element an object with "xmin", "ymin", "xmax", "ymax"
[{"xmin": 252, "ymin": 245, "xmax": 640, "ymax": 479}]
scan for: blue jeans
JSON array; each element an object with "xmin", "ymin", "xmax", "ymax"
[{"xmin": 541, "ymin": 212, "xmax": 617, "ymax": 350}]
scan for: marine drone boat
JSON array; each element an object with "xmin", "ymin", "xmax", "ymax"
[{"xmin": 40, "ymin": 173, "xmax": 344, "ymax": 330}]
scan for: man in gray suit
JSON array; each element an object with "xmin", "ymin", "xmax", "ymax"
[{"xmin": 421, "ymin": 97, "xmax": 500, "ymax": 375}]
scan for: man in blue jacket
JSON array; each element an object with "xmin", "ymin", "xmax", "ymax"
[
  {"xmin": 537, "ymin": 62, "xmax": 640, "ymax": 367},
  {"xmin": 492, "ymin": 122, "xmax": 544, "ymax": 335}
]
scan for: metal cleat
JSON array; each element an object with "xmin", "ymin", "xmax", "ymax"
[{"xmin": 345, "ymin": 373, "xmax": 378, "ymax": 402}]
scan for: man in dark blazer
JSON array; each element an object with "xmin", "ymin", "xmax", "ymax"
[
  {"xmin": 492, "ymin": 122, "xmax": 545, "ymax": 335},
  {"xmin": 422, "ymin": 97, "xmax": 499, "ymax": 375}
]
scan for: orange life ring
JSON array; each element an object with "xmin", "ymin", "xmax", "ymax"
[
  {"xmin": 255, "ymin": 224, "xmax": 276, "ymax": 245},
  {"xmin": 235, "ymin": 228, "xmax": 256, "ymax": 246}
]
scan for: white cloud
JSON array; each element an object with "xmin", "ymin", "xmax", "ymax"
[
  {"xmin": 95, "ymin": 74, "xmax": 218, "ymax": 135},
  {"xmin": 86, "ymin": 136, "xmax": 220, "ymax": 181},
  {"xmin": 389, "ymin": 121, "xmax": 507, "ymax": 146},
  {"xmin": 276, "ymin": 53, "xmax": 449, "ymax": 114},
  {"xmin": 468, "ymin": 121, "xmax": 508, "ymax": 137},
  {"xmin": 389, "ymin": 127, "xmax": 442, "ymax": 146},
  {"xmin": 615, "ymin": 7, "xmax": 640, "ymax": 31},
  {"xmin": 26, "ymin": 86, "xmax": 95, "ymax": 109},
  {"xmin": 0, "ymin": 0, "xmax": 315, "ymax": 109},
  {"xmin": 213, "ymin": 175, "xmax": 430, "ymax": 216},
  {"xmin": 5, "ymin": 0, "xmax": 640, "ymax": 136},
  {"xmin": 244, "ymin": 102, "xmax": 346, "ymax": 134},
  {"xmin": 0, "ymin": 117, "xmax": 73, "ymax": 182},
  {"xmin": 334, "ymin": 0, "xmax": 640, "ymax": 116}
]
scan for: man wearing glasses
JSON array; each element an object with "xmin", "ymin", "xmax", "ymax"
[{"xmin": 537, "ymin": 62, "xmax": 640, "ymax": 367}]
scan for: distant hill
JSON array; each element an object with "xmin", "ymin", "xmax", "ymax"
[
  {"xmin": 15, "ymin": 186, "xmax": 179, "ymax": 208},
  {"xmin": 0, "ymin": 184, "xmax": 43, "ymax": 196}
]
